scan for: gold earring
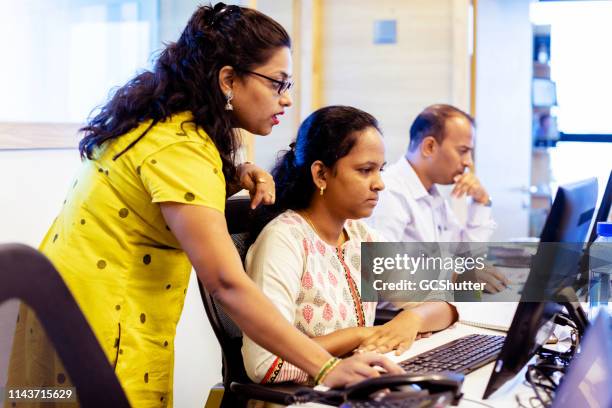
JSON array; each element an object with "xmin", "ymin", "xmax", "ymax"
[
  {"xmin": 320, "ymin": 186, "xmax": 325, "ymax": 196},
  {"xmin": 224, "ymin": 91, "xmax": 233, "ymax": 111}
]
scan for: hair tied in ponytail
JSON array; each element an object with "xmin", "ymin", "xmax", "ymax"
[
  {"xmin": 208, "ymin": 3, "xmax": 241, "ymax": 28},
  {"xmin": 285, "ymin": 142, "xmax": 300, "ymax": 167}
]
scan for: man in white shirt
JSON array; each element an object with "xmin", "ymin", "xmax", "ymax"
[{"xmin": 368, "ymin": 104, "xmax": 508, "ymax": 292}]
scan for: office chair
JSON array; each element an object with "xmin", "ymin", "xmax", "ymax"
[
  {"xmin": 199, "ymin": 196, "xmax": 303, "ymax": 408},
  {"xmin": 0, "ymin": 243, "xmax": 130, "ymax": 407}
]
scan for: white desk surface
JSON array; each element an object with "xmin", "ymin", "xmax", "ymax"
[{"xmin": 289, "ymin": 323, "xmax": 542, "ymax": 408}]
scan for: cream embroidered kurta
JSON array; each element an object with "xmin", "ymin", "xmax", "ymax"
[{"xmin": 241, "ymin": 210, "xmax": 380, "ymax": 384}]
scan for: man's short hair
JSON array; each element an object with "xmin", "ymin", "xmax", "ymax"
[{"xmin": 408, "ymin": 104, "xmax": 475, "ymax": 152}]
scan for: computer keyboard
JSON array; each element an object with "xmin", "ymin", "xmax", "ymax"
[{"xmin": 399, "ymin": 334, "xmax": 505, "ymax": 375}]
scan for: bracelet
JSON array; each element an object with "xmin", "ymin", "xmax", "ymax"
[{"xmin": 314, "ymin": 357, "xmax": 341, "ymax": 385}]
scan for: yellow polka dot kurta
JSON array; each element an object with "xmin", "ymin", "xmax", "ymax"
[{"xmin": 36, "ymin": 112, "xmax": 226, "ymax": 406}]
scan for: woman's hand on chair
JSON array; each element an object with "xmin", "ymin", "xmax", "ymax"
[
  {"xmin": 236, "ymin": 162, "xmax": 276, "ymax": 209},
  {"xmin": 322, "ymin": 352, "xmax": 404, "ymax": 388}
]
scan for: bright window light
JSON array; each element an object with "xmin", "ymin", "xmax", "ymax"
[{"xmin": 531, "ymin": 1, "xmax": 612, "ymax": 134}]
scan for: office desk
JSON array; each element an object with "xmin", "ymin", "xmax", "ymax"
[{"xmin": 289, "ymin": 323, "xmax": 542, "ymax": 408}]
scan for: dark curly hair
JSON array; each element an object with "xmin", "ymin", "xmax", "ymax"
[
  {"xmin": 251, "ymin": 105, "xmax": 380, "ymax": 239},
  {"xmin": 78, "ymin": 2, "xmax": 290, "ymax": 183}
]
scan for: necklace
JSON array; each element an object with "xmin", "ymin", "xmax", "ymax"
[{"xmin": 300, "ymin": 211, "xmax": 345, "ymax": 247}]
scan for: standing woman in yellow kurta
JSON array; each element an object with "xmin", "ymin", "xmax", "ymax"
[{"xmin": 7, "ymin": 2, "xmax": 402, "ymax": 407}]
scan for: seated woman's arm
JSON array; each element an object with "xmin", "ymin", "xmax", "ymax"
[
  {"xmin": 359, "ymin": 302, "xmax": 458, "ymax": 355},
  {"xmin": 309, "ymin": 326, "xmax": 372, "ymax": 357}
]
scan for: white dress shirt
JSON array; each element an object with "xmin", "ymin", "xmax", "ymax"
[{"xmin": 367, "ymin": 158, "xmax": 496, "ymax": 242}]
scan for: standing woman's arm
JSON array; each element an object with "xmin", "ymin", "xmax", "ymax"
[{"xmin": 161, "ymin": 203, "xmax": 403, "ymax": 385}]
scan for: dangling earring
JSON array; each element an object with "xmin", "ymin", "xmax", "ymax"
[
  {"xmin": 320, "ymin": 186, "xmax": 325, "ymax": 196},
  {"xmin": 224, "ymin": 91, "xmax": 234, "ymax": 111}
]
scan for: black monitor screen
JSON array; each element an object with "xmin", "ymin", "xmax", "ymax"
[
  {"xmin": 577, "ymin": 170, "xmax": 612, "ymax": 294},
  {"xmin": 483, "ymin": 178, "xmax": 598, "ymax": 399}
]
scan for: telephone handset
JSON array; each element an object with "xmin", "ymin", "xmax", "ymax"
[
  {"xmin": 290, "ymin": 373, "xmax": 464, "ymax": 407},
  {"xmin": 340, "ymin": 373, "xmax": 464, "ymax": 406}
]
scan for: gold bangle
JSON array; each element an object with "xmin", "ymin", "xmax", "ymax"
[
  {"xmin": 318, "ymin": 358, "xmax": 341, "ymax": 385},
  {"xmin": 314, "ymin": 357, "xmax": 341, "ymax": 385}
]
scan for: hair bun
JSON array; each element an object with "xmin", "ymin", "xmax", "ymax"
[{"xmin": 207, "ymin": 3, "xmax": 241, "ymax": 28}]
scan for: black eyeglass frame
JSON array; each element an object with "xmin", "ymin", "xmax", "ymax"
[{"xmin": 242, "ymin": 70, "xmax": 294, "ymax": 95}]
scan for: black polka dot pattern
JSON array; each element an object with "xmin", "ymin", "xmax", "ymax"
[
  {"xmin": 136, "ymin": 165, "xmax": 141, "ymax": 175},
  {"xmin": 163, "ymin": 340, "xmax": 168, "ymax": 347},
  {"xmin": 119, "ymin": 349, "xmax": 124, "ymax": 355},
  {"xmin": 151, "ymin": 159, "xmax": 157, "ymax": 165},
  {"xmin": 53, "ymin": 234, "xmax": 58, "ymax": 243},
  {"xmin": 184, "ymin": 192, "xmax": 195, "ymax": 201},
  {"xmin": 80, "ymin": 219, "xmax": 86, "ymax": 225},
  {"xmin": 57, "ymin": 373, "xmax": 66, "ymax": 384},
  {"xmin": 166, "ymin": 284, "xmax": 171, "ymax": 290},
  {"xmin": 143, "ymin": 254, "xmax": 151, "ymax": 265},
  {"xmin": 144, "ymin": 372, "xmax": 149, "ymax": 383},
  {"xmin": 140, "ymin": 313, "xmax": 146, "ymax": 323},
  {"xmin": 115, "ymin": 304, "xmax": 121, "ymax": 311},
  {"xmin": 213, "ymin": 168, "xmax": 219, "ymax": 174},
  {"xmin": 97, "ymin": 260, "xmax": 107, "ymax": 269},
  {"xmin": 119, "ymin": 208, "xmax": 129, "ymax": 218}
]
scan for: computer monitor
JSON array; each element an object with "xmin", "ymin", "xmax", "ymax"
[
  {"xmin": 587, "ymin": 170, "xmax": 612, "ymax": 244},
  {"xmin": 524, "ymin": 178, "xmax": 598, "ymax": 299},
  {"xmin": 483, "ymin": 178, "xmax": 598, "ymax": 399},
  {"xmin": 576, "ymin": 169, "xmax": 612, "ymax": 294},
  {"xmin": 552, "ymin": 310, "xmax": 612, "ymax": 408}
]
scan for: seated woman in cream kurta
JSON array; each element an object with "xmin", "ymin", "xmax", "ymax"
[{"xmin": 242, "ymin": 106, "xmax": 458, "ymax": 384}]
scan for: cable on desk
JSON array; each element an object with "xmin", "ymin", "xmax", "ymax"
[
  {"xmin": 526, "ymin": 365, "xmax": 555, "ymax": 408},
  {"xmin": 460, "ymin": 397, "xmax": 495, "ymax": 408},
  {"xmin": 515, "ymin": 394, "xmax": 531, "ymax": 408}
]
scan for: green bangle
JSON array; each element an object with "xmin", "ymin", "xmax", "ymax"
[{"xmin": 314, "ymin": 357, "xmax": 341, "ymax": 385}]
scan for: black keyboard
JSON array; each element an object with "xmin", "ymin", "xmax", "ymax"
[{"xmin": 399, "ymin": 334, "xmax": 505, "ymax": 375}]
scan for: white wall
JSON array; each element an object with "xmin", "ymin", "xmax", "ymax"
[
  {"xmin": 254, "ymin": 0, "xmax": 298, "ymax": 171},
  {"xmin": 0, "ymin": 149, "xmax": 221, "ymax": 408},
  {"xmin": 320, "ymin": 0, "xmax": 471, "ymax": 164},
  {"xmin": 475, "ymin": 0, "xmax": 533, "ymax": 240}
]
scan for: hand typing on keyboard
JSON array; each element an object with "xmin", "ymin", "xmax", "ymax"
[{"xmin": 357, "ymin": 310, "xmax": 423, "ymax": 355}]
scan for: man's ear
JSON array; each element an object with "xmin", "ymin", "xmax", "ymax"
[
  {"xmin": 310, "ymin": 160, "xmax": 328, "ymax": 190},
  {"xmin": 420, "ymin": 136, "xmax": 438, "ymax": 158},
  {"xmin": 218, "ymin": 65, "xmax": 235, "ymax": 94}
]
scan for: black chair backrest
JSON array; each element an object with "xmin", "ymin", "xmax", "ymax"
[
  {"xmin": 198, "ymin": 196, "xmax": 255, "ymax": 387},
  {"xmin": 0, "ymin": 243, "xmax": 130, "ymax": 407}
]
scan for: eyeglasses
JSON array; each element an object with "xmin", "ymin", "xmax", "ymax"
[{"xmin": 243, "ymin": 70, "xmax": 293, "ymax": 95}]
